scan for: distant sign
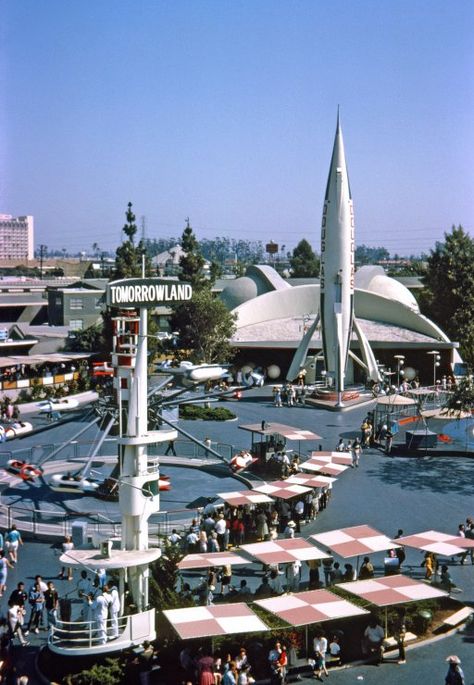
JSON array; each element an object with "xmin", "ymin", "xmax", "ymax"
[
  {"xmin": 106, "ymin": 278, "xmax": 193, "ymax": 308},
  {"xmin": 266, "ymin": 242, "xmax": 279, "ymax": 254}
]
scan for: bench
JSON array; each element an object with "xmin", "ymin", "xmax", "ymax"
[
  {"xmin": 442, "ymin": 606, "xmax": 473, "ymax": 627},
  {"xmin": 383, "ymin": 632, "xmax": 417, "ymax": 650}
]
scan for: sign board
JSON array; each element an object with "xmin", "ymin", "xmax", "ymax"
[
  {"xmin": 106, "ymin": 278, "xmax": 193, "ymax": 308},
  {"xmin": 266, "ymin": 242, "xmax": 279, "ymax": 254}
]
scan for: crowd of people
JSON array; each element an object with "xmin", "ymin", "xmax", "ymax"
[
  {"xmin": 272, "ymin": 383, "xmax": 308, "ymax": 408},
  {"xmin": 0, "ymin": 362, "xmax": 80, "ymax": 385},
  {"xmin": 172, "ymin": 484, "xmax": 331, "ymax": 559}
]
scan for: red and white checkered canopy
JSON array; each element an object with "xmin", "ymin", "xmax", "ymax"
[
  {"xmin": 308, "ymin": 451, "xmax": 353, "ymax": 465},
  {"xmin": 240, "ymin": 538, "xmax": 330, "ymax": 565},
  {"xmin": 310, "ymin": 525, "xmax": 397, "ymax": 558},
  {"xmin": 217, "ymin": 490, "xmax": 275, "ymax": 506},
  {"xmin": 253, "ymin": 480, "xmax": 312, "ymax": 500},
  {"xmin": 393, "ymin": 530, "xmax": 474, "ymax": 556},
  {"xmin": 239, "ymin": 423, "xmax": 322, "ymax": 440},
  {"xmin": 163, "ymin": 603, "xmax": 270, "ymax": 639},
  {"xmin": 339, "ymin": 574, "xmax": 447, "ymax": 607},
  {"xmin": 254, "ymin": 589, "xmax": 369, "ymax": 626},
  {"xmin": 178, "ymin": 551, "xmax": 249, "ymax": 570},
  {"xmin": 286, "ymin": 474, "xmax": 337, "ymax": 489},
  {"xmin": 301, "ymin": 459, "xmax": 350, "ymax": 476}
]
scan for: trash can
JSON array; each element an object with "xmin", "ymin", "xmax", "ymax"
[
  {"xmin": 384, "ymin": 556, "xmax": 400, "ymax": 576},
  {"xmin": 416, "ymin": 609, "xmax": 432, "ymax": 633},
  {"xmin": 71, "ymin": 521, "xmax": 88, "ymax": 547},
  {"xmin": 59, "ymin": 597, "xmax": 72, "ymax": 623},
  {"xmin": 100, "ymin": 539, "xmax": 113, "ymax": 558}
]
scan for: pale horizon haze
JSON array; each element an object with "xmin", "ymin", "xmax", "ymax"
[{"xmin": 1, "ymin": 0, "xmax": 473, "ymax": 257}]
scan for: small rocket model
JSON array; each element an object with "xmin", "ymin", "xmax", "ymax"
[{"xmin": 320, "ymin": 112, "xmax": 355, "ymax": 406}]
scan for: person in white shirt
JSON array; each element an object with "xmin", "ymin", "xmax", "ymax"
[
  {"xmin": 294, "ymin": 500, "xmax": 305, "ymax": 531},
  {"xmin": 214, "ymin": 513, "xmax": 227, "ymax": 551},
  {"xmin": 76, "ymin": 570, "xmax": 93, "ymax": 621},
  {"xmin": 363, "ymin": 617, "xmax": 385, "ymax": 663},
  {"xmin": 329, "ymin": 635, "xmax": 341, "ymax": 659},
  {"xmin": 285, "ymin": 560, "xmax": 301, "ymax": 592},
  {"xmin": 281, "ymin": 451, "xmax": 290, "ymax": 476},
  {"xmin": 186, "ymin": 529, "xmax": 199, "ymax": 553},
  {"xmin": 168, "ymin": 529, "xmax": 182, "ymax": 545},
  {"xmin": 104, "ymin": 583, "xmax": 120, "ymax": 639},
  {"xmin": 8, "ymin": 600, "xmax": 28, "ymax": 646},
  {"xmin": 90, "ymin": 591, "xmax": 110, "ymax": 645},
  {"xmin": 313, "ymin": 629, "xmax": 329, "ymax": 679},
  {"xmin": 268, "ymin": 569, "xmax": 283, "ymax": 595}
]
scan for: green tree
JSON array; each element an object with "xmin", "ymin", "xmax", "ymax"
[
  {"xmin": 419, "ymin": 225, "xmax": 474, "ymax": 366},
  {"xmin": 209, "ymin": 259, "xmax": 222, "ymax": 284},
  {"xmin": 149, "ymin": 543, "xmax": 192, "ymax": 609},
  {"xmin": 355, "ymin": 244, "xmax": 390, "ymax": 265},
  {"xmin": 170, "ymin": 288, "xmax": 236, "ymax": 363},
  {"xmin": 444, "ymin": 376, "xmax": 474, "ymax": 413},
  {"xmin": 81, "ymin": 203, "xmax": 159, "ymax": 360},
  {"xmin": 114, "ymin": 202, "xmax": 152, "ymax": 279},
  {"xmin": 64, "ymin": 657, "xmax": 124, "ymax": 685},
  {"xmin": 179, "ymin": 218, "xmax": 207, "ymax": 289},
  {"xmin": 63, "ymin": 323, "xmax": 108, "ymax": 355},
  {"xmin": 289, "ymin": 239, "xmax": 320, "ymax": 277}
]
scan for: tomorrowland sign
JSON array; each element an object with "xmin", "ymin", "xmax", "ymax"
[{"xmin": 106, "ymin": 278, "xmax": 193, "ymax": 308}]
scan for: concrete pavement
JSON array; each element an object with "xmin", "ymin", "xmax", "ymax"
[{"xmin": 1, "ymin": 387, "xmax": 473, "ymax": 683}]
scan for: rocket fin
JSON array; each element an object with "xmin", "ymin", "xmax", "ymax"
[
  {"xmin": 286, "ymin": 314, "xmax": 320, "ymax": 381},
  {"xmin": 353, "ymin": 317, "xmax": 382, "ymax": 382},
  {"xmin": 348, "ymin": 349, "xmax": 368, "ymax": 371}
]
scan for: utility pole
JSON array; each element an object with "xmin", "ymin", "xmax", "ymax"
[
  {"xmin": 100, "ymin": 251, "xmax": 106, "ymax": 278},
  {"xmin": 39, "ymin": 244, "xmax": 47, "ymax": 280}
]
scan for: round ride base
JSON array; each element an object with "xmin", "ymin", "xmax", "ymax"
[
  {"xmin": 307, "ymin": 388, "xmax": 374, "ymax": 412},
  {"xmin": 313, "ymin": 389, "xmax": 360, "ymax": 401}
]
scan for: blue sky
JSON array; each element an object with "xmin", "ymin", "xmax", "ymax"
[{"xmin": 1, "ymin": 0, "xmax": 473, "ymax": 256}]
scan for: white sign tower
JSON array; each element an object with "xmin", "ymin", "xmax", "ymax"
[{"xmin": 51, "ymin": 277, "xmax": 192, "ymax": 656}]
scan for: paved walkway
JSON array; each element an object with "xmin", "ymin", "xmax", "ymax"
[{"xmin": 1, "ymin": 387, "xmax": 473, "ymax": 683}]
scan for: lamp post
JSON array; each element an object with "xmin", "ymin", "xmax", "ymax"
[
  {"xmin": 426, "ymin": 351, "xmax": 441, "ymax": 388},
  {"xmin": 393, "ymin": 355, "xmax": 405, "ymax": 390}
]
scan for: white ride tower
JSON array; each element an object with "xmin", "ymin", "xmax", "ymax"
[{"xmin": 50, "ymin": 297, "xmax": 178, "ymax": 655}]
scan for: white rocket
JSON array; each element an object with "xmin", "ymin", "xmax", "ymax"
[{"xmin": 320, "ymin": 112, "xmax": 355, "ymax": 406}]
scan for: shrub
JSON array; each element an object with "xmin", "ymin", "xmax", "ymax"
[
  {"xmin": 64, "ymin": 657, "xmax": 124, "ymax": 685},
  {"xmin": 179, "ymin": 404, "xmax": 236, "ymax": 421},
  {"xmin": 17, "ymin": 389, "xmax": 32, "ymax": 403},
  {"xmin": 30, "ymin": 379, "xmax": 43, "ymax": 400}
]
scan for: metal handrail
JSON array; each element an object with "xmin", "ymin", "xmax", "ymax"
[
  {"xmin": 2, "ymin": 437, "xmax": 235, "ymax": 462},
  {"xmin": 50, "ymin": 615, "xmax": 129, "ymax": 648},
  {"xmin": 0, "ymin": 499, "xmax": 201, "ymax": 541}
]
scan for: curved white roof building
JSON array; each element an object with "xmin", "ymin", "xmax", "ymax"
[{"xmin": 221, "ymin": 264, "xmax": 460, "ymax": 384}]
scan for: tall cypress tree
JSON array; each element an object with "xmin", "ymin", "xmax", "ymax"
[
  {"xmin": 178, "ymin": 218, "xmax": 207, "ymax": 289},
  {"xmin": 114, "ymin": 202, "xmax": 152, "ymax": 279}
]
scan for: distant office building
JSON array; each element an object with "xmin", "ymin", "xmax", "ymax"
[{"xmin": 0, "ymin": 214, "xmax": 34, "ymax": 260}]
